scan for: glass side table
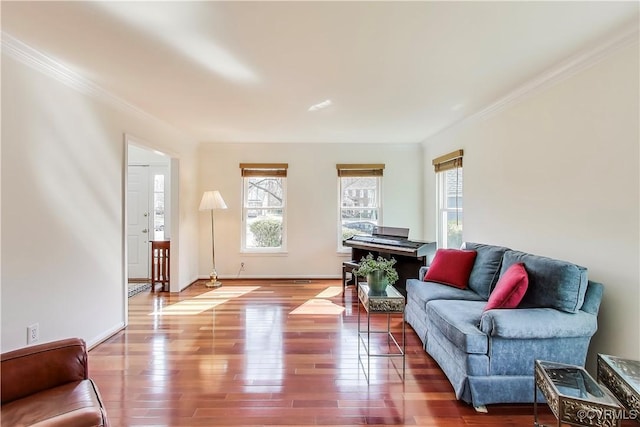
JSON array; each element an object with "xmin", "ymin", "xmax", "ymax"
[
  {"xmin": 534, "ymin": 360, "xmax": 623, "ymax": 427},
  {"xmin": 597, "ymin": 354, "xmax": 640, "ymax": 422},
  {"xmin": 357, "ymin": 283, "xmax": 405, "ymax": 383}
]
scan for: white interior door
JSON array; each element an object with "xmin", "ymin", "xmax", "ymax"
[{"xmin": 128, "ymin": 165, "xmax": 150, "ymax": 279}]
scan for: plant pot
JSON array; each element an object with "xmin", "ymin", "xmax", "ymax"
[{"xmin": 367, "ymin": 270, "xmax": 389, "ymax": 294}]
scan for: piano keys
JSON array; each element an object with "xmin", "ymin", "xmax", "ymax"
[{"xmin": 343, "ymin": 226, "xmax": 436, "ymax": 297}]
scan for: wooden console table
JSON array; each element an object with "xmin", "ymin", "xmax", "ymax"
[{"xmin": 151, "ymin": 241, "xmax": 170, "ymax": 292}]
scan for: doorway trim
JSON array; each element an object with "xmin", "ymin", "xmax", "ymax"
[
  {"xmin": 122, "ymin": 136, "xmax": 129, "ymax": 326},
  {"xmin": 123, "ymin": 133, "xmax": 180, "ymax": 318}
]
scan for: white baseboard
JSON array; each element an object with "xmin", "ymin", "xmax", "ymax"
[
  {"xmin": 197, "ymin": 274, "xmax": 342, "ymax": 280},
  {"xmin": 86, "ymin": 322, "xmax": 125, "ymax": 350}
]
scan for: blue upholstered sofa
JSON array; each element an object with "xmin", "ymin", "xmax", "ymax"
[{"xmin": 404, "ymin": 242, "xmax": 603, "ymax": 408}]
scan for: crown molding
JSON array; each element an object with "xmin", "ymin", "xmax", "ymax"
[
  {"xmin": 424, "ymin": 22, "xmax": 640, "ymax": 143},
  {"xmin": 1, "ymin": 32, "xmax": 192, "ymax": 140}
]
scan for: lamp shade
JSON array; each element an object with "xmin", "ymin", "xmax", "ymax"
[{"xmin": 199, "ymin": 191, "xmax": 227, "ymax": 211}]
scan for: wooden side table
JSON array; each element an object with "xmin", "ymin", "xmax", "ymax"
[{"xmin": 151, "ymin": 241, "xmax": 170, "ymax": 292}]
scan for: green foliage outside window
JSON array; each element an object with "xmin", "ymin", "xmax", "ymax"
[
  {"xmin": 249, "ymin": 218, "xmax": 282, "ymax": 247},
  {"xmin": 448, "ymin": 220, "xmax": 463, "ymax": 249},
  {"xmin": 342, "ymin": 227, "xmax": 370, "ymax": 241}
]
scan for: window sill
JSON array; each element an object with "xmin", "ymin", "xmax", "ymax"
[{"xmin": 239, "ymin": 251, "xmax": 288, "ymax": 256}]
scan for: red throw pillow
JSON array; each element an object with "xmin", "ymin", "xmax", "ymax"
[
  {"xmin": 424, "ymin": 249, "xmax": 477, "ymax": 289},
  {"xmin": 484, "ymin": 262, "xmax": 529, "ymax": 311}
]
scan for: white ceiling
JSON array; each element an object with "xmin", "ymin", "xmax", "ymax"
[{"xmin": 2, "ymin": 1, "xmax": 638, "ymax": 144}]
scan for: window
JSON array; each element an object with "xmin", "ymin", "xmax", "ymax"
[
  {"xmin": 153, "ymin": 173, "xmax": 165, "ymax": 240},
  {"xmin": 433, "ymin": 150, "xmax": 463, "ymax": 249},
  {"xmin": 240, "ymin": 163, "xmax": 287, "ymax": 252},
  {"xmin": 337, "ymin": 164, "xmax": 384, "ymax": 250}
]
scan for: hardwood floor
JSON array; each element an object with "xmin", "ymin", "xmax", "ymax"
[{"xmin": 89, "ymin": 279, "xmax": 560, "ymax": 426}]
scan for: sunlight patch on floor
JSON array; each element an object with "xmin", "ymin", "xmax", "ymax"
[
  {"xmin": 290, "ymin": 298, "xmax": 345, "ymax": 315},
  {"xmin": 149, "ymin": 286, "xmax": 260, "ymax": 315},
  {"xmin": 149, "ymin": 299, "xmax": 227, "ymax": 315},
  {"xmin": 314, "ymin": 286, "xmax": 343, "ymax": 298},
  {"xmin": 195, "ymin": 286, "xmax": 260, "ymax": 299}
]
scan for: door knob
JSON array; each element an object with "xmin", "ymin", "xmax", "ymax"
[{"xmin": 142, "ymin": 229, "xmax": 148, "ymax": 233}]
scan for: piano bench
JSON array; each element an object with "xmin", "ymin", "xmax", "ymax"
[{"xmin": 342, "ymin": 261, "xmax": 360, "ymax": 291}]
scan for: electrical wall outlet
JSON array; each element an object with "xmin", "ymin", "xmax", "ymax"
[
  {"xmin": 240, "ymin": 262, "xmax": 245, "ymax": 271},
  {"xmin": 27, "ymin": 323, "xmax": 39, "ymax": 344}
]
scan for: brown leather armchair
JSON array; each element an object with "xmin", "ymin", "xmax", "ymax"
[{"xmin": 1, "ymin": 338, "xmax": 109, "ymax": 426}]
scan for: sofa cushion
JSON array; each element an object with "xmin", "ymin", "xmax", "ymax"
[
  {"xmin": 484, "ymin": 263, "xmax": 528, "ymax": 311},
  {"xmin": 1, "ymin": 379, "xmax": 108, "ymax": 427},
  {"xmin": 462, "ymin": 242, "xmax": 510, "ymax": 299},
  {"xmin": 479, "ymin": 307, "xmax": 598, "ymax": 339},
  {"xmin": 500, "ymin": 250, "xmax": 588, "ymax": 314},
  {"xmin": 426, "ymin": 300, "xmax": 488, "ymax": 354},
  {"xmin": 424, "ymin": 249, "xmax": 477, "ymax": 289},
  {"xmin": 581, "ymin": 281, "xmax": 604, "ymax": 315},
  {"xmin": 407, "ymin": 278, "xmax": 485, "ymax": 310}
]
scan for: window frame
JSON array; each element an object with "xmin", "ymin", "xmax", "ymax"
[
  {"xmin": 240, "ymin": 167, "xmax": 287, "ymax": 253},
  {"xmin": 337, "ymin": 170, "xmax": 383, "ymax": 253},
  {"xmin": 149, "ymin": 165, "xmax": 170, "ymax": 241},
  {"xmin": 436, "ymin": 166, "xmax": 463, "ymax": 249}
]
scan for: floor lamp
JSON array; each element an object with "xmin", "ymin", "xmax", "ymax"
[{"xmin": 199, "ymin": 190, "xmax": 227, "ymax": 288}]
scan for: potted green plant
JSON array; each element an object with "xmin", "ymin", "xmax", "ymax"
[{"xmin": 353, "ymin": 253, "xmax": 399, "ymax": 293}]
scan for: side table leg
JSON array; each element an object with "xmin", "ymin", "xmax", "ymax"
[
  {"xmin": 402, "ymin": 315, "xmax": 405, "ymax": 380},
  {"xmin": 357, "ymin": 297, "xmax": 360, "ymax": 334},
  {"xmin": 367, "ymin": 309, "xmax": 371, "ymax": 382},
  {"xmin": 534, "ymin": 382, "xmax": 540, "ymax": 427},
  {"xmin": 358, "ymin": 296, "xmax": 361, "ymax": 377}
]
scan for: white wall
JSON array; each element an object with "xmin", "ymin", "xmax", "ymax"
[
  {"xmin": 422, "ymin": 43, "xmax": 639, "ymax": 363},
  {"xmin": 1, "ymin": 54, "xmax": 200, "ymax": 351},
  {"xmin": 198, "ymin": 143, "xmax": 425, "ymax": 279},
  {"xmin": 128, "ymin": 144, "xmax": 170, "ymax": 165}
]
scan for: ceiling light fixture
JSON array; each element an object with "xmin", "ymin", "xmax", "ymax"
[{"xmin": 308, "ymin": 99, "xmax": 332, "ymax": 112}]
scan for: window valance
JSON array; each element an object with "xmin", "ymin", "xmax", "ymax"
[
  {"xmin": 336, "ymin": 164, "xmax": 385, "ymax": 177},
  {"xmin": 239, "ymin": 163, "xmax": 288, "ymax": 178},
  {"xmin": 432, "ymin": 150, "xmax": 463, "ymax": 173}
]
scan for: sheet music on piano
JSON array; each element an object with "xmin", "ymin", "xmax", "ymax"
[{"xmin": 343, "ymin": 226, "xmax": 436, "ymax": 297}]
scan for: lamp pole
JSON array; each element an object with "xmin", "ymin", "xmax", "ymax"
[
  {"xmin": 208, "ymin": 209, "xmax": 221, "ymax": 287},
  {"xmin": 199, "ymin": 190, "xmax": 226, "ymax": 288}
]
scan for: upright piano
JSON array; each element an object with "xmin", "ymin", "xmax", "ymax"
[{"xmin": 343, "ymin": 226, "xmax": 436, "ymax": 297}]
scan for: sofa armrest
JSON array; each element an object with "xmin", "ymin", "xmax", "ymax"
[
  {"xmin": 418, "ymin": 266, "xmax": 428, "ymax": 280},
  {"xmin": 1, "ymin": 338, "xmax": 88, "ymax": 404},
  {"xmin": 479, "ymin": 308, "xmax": 598, "ymax": 339}
]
